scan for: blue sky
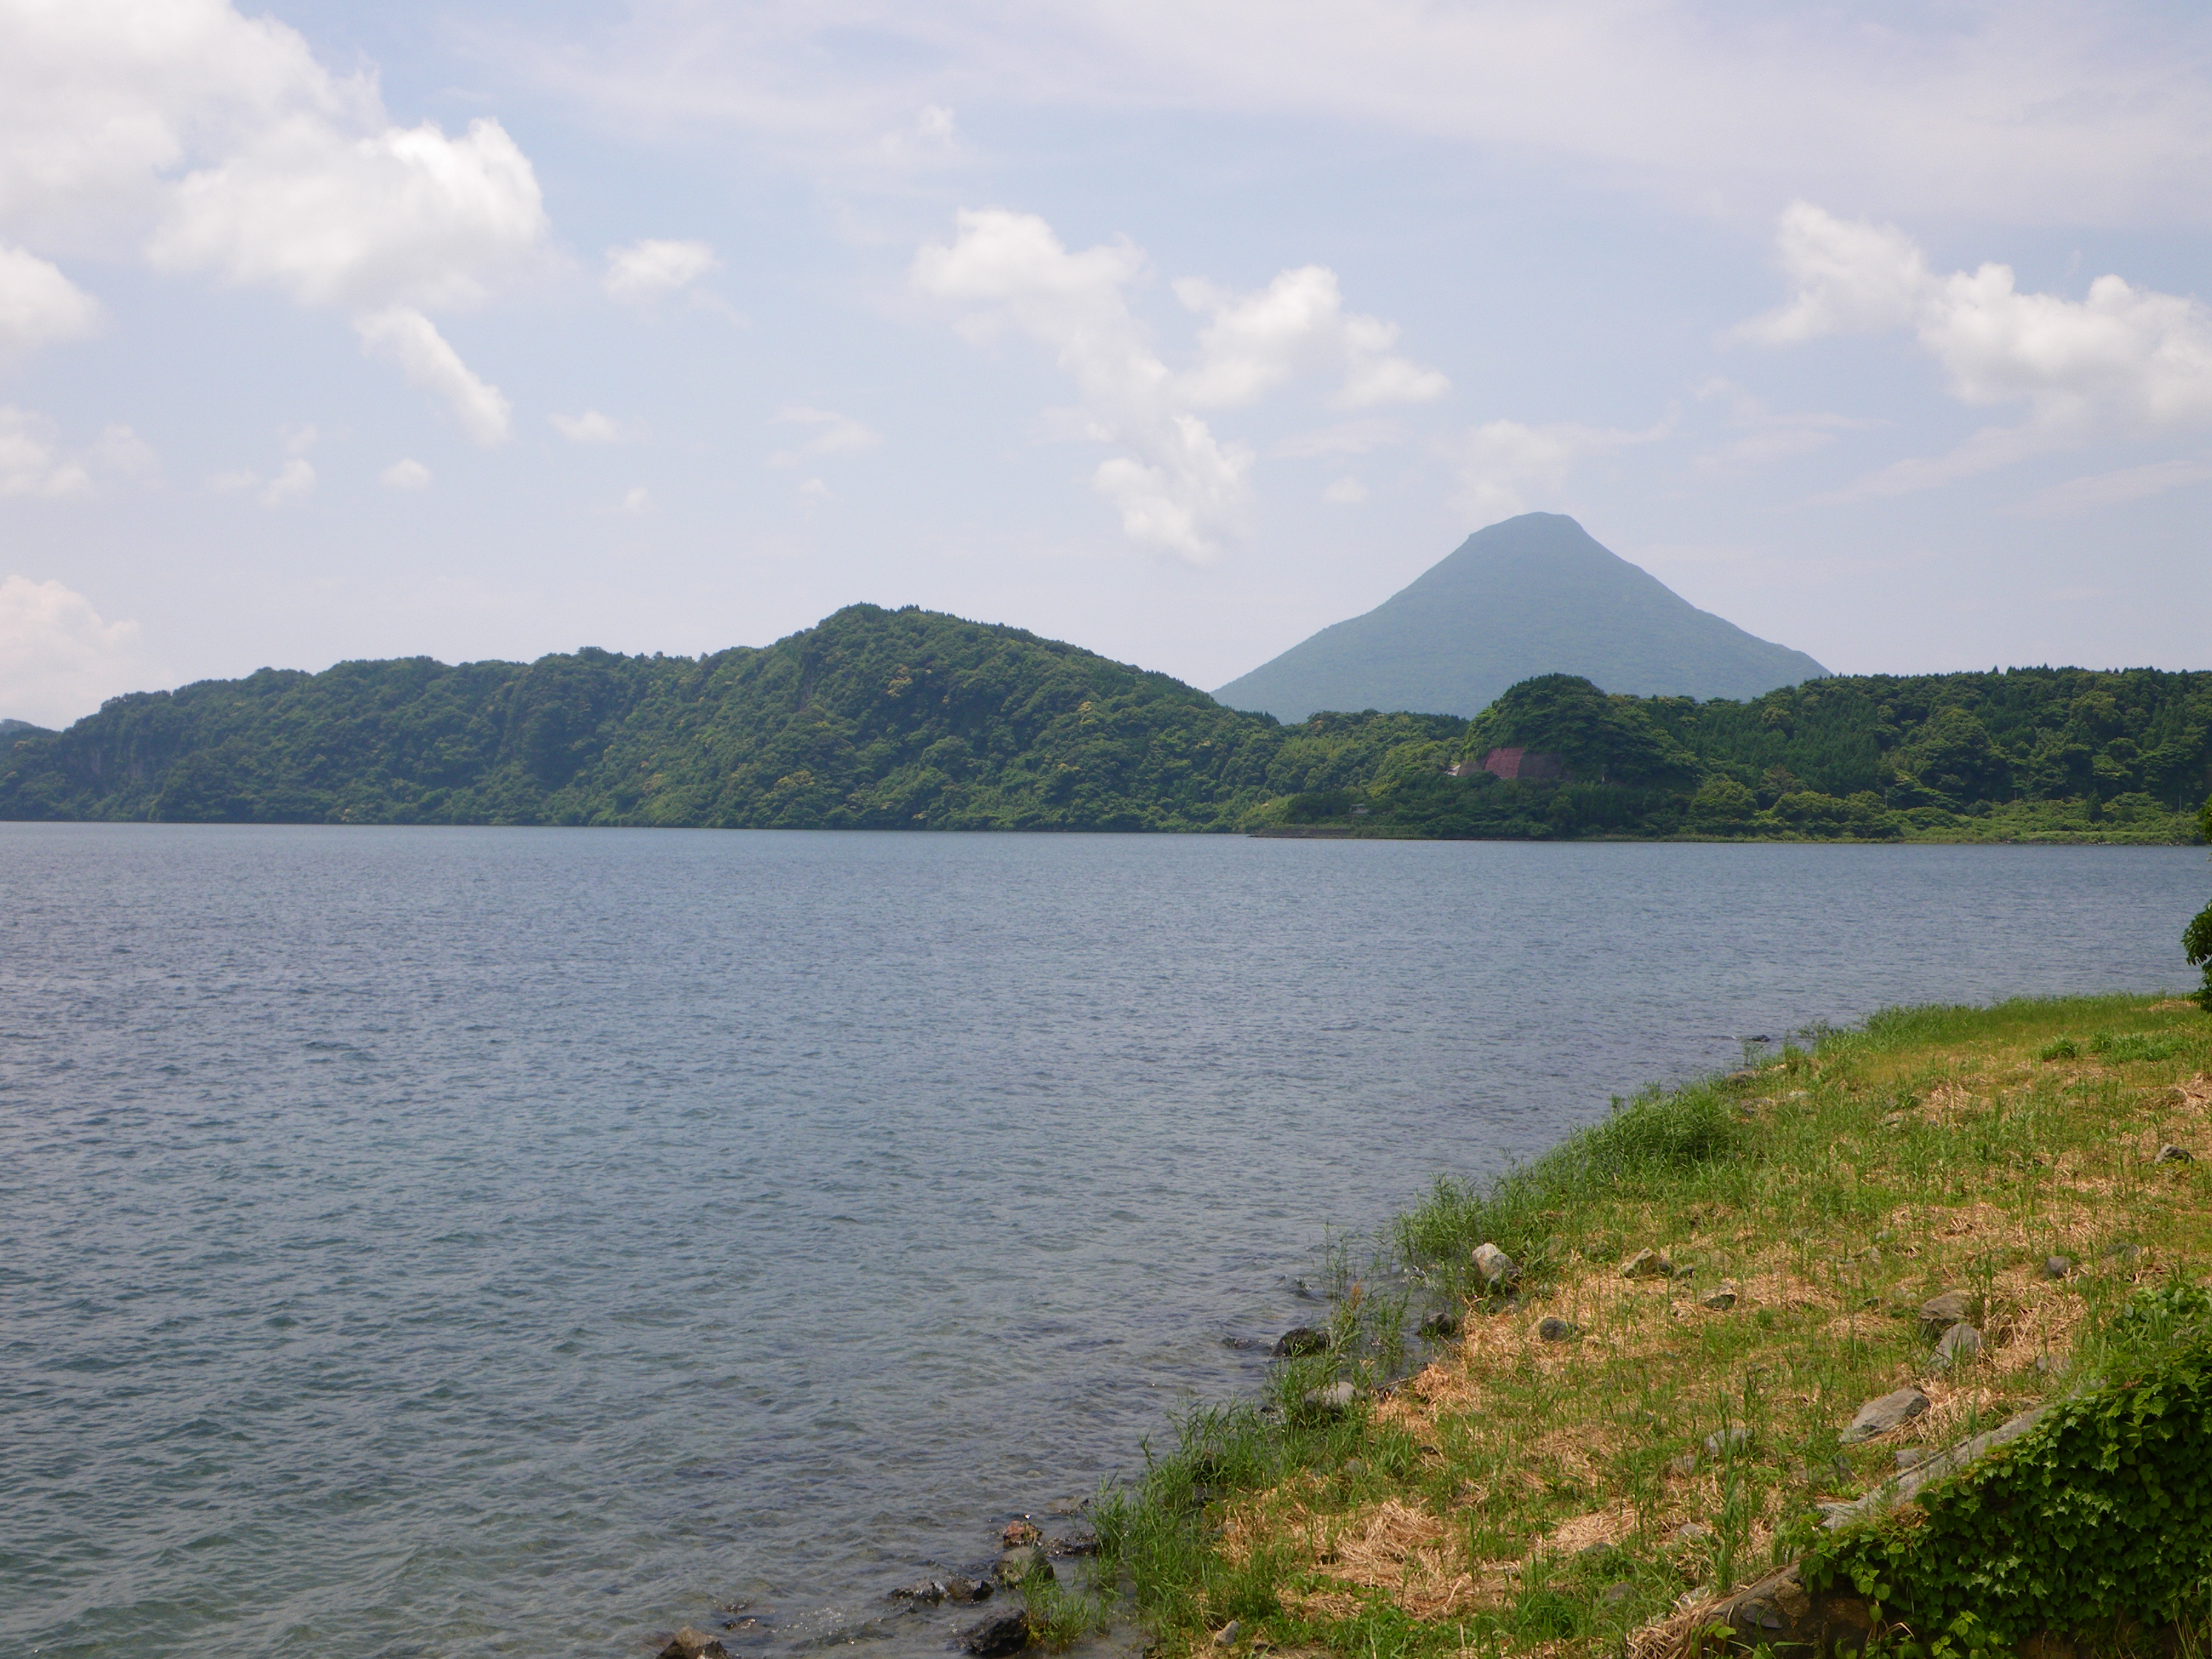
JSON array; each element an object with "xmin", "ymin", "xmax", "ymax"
[{"xmin": 4, "ymin": 0, "xmax": 2211, "ymax": 726}]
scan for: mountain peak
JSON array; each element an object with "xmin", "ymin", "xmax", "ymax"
[{"xmin": 1215, "ymin": 513, "xmax": 1828, "ymax": 720}]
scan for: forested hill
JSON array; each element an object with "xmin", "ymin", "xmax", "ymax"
[
  {"xmin": 0, "ymin": 605, "xmax": 1452, "ymax": 831},
  {"xmin": 0, "ymin": 603, "xmax": 2205, "ymax": 842}
]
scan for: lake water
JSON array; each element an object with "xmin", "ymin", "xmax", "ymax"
[{"xmin": 3, "ymin": 827, "xmax": 2204, "ymax": 1659}]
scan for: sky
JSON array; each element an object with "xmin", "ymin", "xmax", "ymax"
[{"xmin": 4, "ymin": 1, "xmax": 2212, "ymax": 728}]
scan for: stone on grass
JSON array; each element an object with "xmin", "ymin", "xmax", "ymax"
[
  {"xmin": 2103, "ymin": 1241, "xmax": 2142, "ymax": 1263},
  {"xmin": 1418, "ymin": 1312, "xmax": 1460, "ymax": 1341},
  {"xmin": 1917, "ymin": 1289, "xmax": 1976, "ymax": 1336},
  {"xmin": 1894, "ymin": 1449, "xmax": 1926, "ymax": 1472},
  {"xmin": 1667, "ymin": 1453, "xmax": 1698, "ymax": 1478},
  {"xmin": 2042, "ymin": 1255, "xmax": 2074, "ymax": 1279},
  {"xmin": 1840, "ymin": 1386, "xmax": 1929, "ymax": 1444},
  {"xmin": 2156, "ymin": 1144, "xmax": 2194, "ymax": 1164},
  {"xmin": 1212, "ymin": 1621, "xmax": 1244, "ymax": 1648},
  {"xmin": 1272, "ymin": 1326, "xmax": 1330, "ymax": 1358},
  {"xmin": 1700, "ymin": 1285, "xmax": 1738, "ymax": 1311},
  {"xmin": 1933, "ymin": 1323, "xmax": 1983, "ymax": 1370},
  {"xmin": 1302, "ymin": 1379, "xmax": 1361, "ymax": 1416},
  {"xmin": 1672, "ymin": 1522, "xmax": 1713, "ymax": 1544},
  {"xmin": 1620, "ymin": 1248, "xmax": 1674, "ymax": 1280},
  {"xmin": 1536, "ymin": 1316, "xmax": 1580, "ymax": 1342},
  {"xmin": 961, "ymin": 1609, "xmax": 1033, "ymax": 1657},
  {"xmin": 659, "ymin": 1631, "xmax": 730, "ymax": 1659},
  {"xmin": 1473, "ymin": 1242, "xmax": 1519, "ymax": 1288},
  {"xmin": 1604, "ymin": 1581, "xmax": 1635, "ymax": 1606},
  {"xmin": 1704, "ymin": 1425, "xmax": 1752, "ymax": 1457},
  {"xmin": 1001, "ymin": 1520, "xmax": 1041, "ymax": 1549}
]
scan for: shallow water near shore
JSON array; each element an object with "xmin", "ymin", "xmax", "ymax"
[{"xmin": 2, "ymin": 826, "xmax": 2204, "ymax": 1659}]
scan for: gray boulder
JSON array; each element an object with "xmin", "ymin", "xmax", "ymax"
[
  {"xmin": 1704, "ymin": 1425, "xmax": 1752, "ymax": 1457},
  {"xmin": 1472, "ymin": 1242, "xmax": 1519, "ymax": 1287},
  {"xmin": 1620, "ymin": 1248, "xmax": 1674, "ymax": 1280},
  {"xmin": 1302, "ymin": 1379, "xmax": 1362, "ymax": 1416},
  {"xmin": 1700, "ymin": 1284, "xmax": 1738, "ymax": 1311},
  {"xmin": 2042, "ymin": 1255, "xmax": 2074, "ymax": 1279},
  {"xmin": 1840, "ymin": 1386, "xmax": 1929, "ymax": 1444},
  {"xmin": 1822, "ymin": 1405, "xmax": 2046, "ymax": 1532},
  {"xmin": 961, "ymin": 1609, "xmax": 1033, "ymax": 1657},
  {"xmin": 659, "ymin": 1631, "xmax": 731, "ymax": 1659},
  {"xmin": 1536, "ymin": 1316, "xmax": 1580, "ymax": 1342},
  {"xmin": 1272, "ymin": 1326, "xmax": 1330, "ymax": 1358},
  {"xmin": 1918, "ymin": 1289, "xmax": 1976, "ymax": 1336},
  {"xmin": 1933, "ymin": 1323, "xmax": 1983, "ymax": 1370}
]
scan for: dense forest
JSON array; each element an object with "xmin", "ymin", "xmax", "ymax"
[{"xmin": 1, "ymin": 605, "xmax": 2205, "ymax": 842}]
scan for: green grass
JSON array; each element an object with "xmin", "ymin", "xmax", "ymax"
[{"xmin": 1056, "ymin": 993, "xmax": 2212, "ymax": 1659}]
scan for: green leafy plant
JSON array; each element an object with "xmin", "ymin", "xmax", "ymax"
[
  {"xmin": 2187, "ymin": 893, "xmax": 2212, "ymax": 1014},
  {"xmin": 1803, "ymin": 1302, "xmax": 2212, "ymax": 1647}
]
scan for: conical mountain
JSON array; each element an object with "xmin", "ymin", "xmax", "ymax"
[{"xmin": 1215, "ymin": 513, "xmax": 1828, "ymax": 719}]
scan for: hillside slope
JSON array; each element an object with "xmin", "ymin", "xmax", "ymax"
[
  {"xmin": 0, "ymin": 605, "xmax": 1449, "ymax": 830},
  {"xmin": 1, "ymin": 605, "xmax": 2201, "ymax": 842},
  {"xmin": 1214, "ymin": 512, "xmax": 1829, "ymax": 719}
]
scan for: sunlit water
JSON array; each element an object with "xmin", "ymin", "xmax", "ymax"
[{"xmin": 2, "ymin": 826, "xmax": 2203, "ymax": 1658}]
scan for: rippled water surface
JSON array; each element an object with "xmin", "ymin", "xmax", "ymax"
[{"xmin": 3, "ymin": 826, "xmax": 2204, "ymax": 1658}]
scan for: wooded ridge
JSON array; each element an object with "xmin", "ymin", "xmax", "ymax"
[{"xmin": 2, "ymin": 603, "xmax": 2205, "ymax": 842}]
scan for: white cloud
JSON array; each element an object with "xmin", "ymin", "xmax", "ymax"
[
  {"xmin": 381, "ymin": 457, "xmax": 431, "ymax": 490},
  {"xmin": 513, "ymin": 2, "xmax": 2212, "ymax": 230},
  {"xmin": 0, "ymin": 245, "xmax": 102, "ymax": 360},
  {"xmin": 1453, "ymin": 415, "xmax": 1669, "ymax": 521},
  {"xmin": 769, "ymin": 405, "xmax": 881, "ymax": 466},
  {"xmin": 0, "ymin": 574, "xmax": 152, "ymax": 728},
  {"xmin": 1272, "ymin": 418, "xmax": 1405, "ymax": 458},
  {"xmin": 149, "ymin": 116, "xmax": 545, "ymax": 310},
  {"xmin": 1322, "ymin": 476, "xmax": 1367, "ymax": 504},
  {"xmin": 355, "ymin": 306, "xmax": 512, "ymax": 446},
  {"xmin": 89, "ymin": 424, "xmax": 158, "ymax": 481},
  {"xmin": 552, "ymin": 409, "xmax": 623, "ymax": 443},
  {"xmin": 880, "ymin": 104, "xmax": 960, "ymax": 164},
  {"xmin": 0, "ymin": 1, "xmax": 544, "ymax": 305},
  {"xmin": 0, "ymin": 1, "xmax": 543, "ymax": 440},
  {"xmin": 1175, "ymin": 266, "xmax": 1446, "ymax": 409},
  {"xmin": 604, "ymin": 238, "xmax": 719, "ymax": 303},
  {"xmin": 2019, "ymin": 455, "xmax": 2212, "ymax": 516},
  {"xmin": 1736, "ymin": 205, "xmax": 1931, "ymax": 345},
  {"xmin": 0, "ymin": 406, "xmax": 92, "ymax": 498},
  {"xmin": 1749, "ymin": 202, "xmax": 2212, "ymax": 495},
  {"xmin": 913, "ymin": 206, "xmax": 1244, "ymax": 561},
  {"xmin": 798, "ymin": 476, "xmax": 831, "ymax": 501},
  {"xmin": 622, "ymin": 485, "xmax": 650, "ymax": 512},
  {"xmin": 913, "ymin": 207, "xmax": 1432, "ymax": 561},
  {"xmin": 259, "ymin": 455, "xmax": 313, "ymax": 506},
  {"xmin": 1690, "ymin": 378, "xmax": 1885, "ymax": 474}
]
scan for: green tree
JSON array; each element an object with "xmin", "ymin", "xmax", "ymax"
[{"xmin": 2191, "ymin": 800, "xmax": 2212, "ymax": 1011}]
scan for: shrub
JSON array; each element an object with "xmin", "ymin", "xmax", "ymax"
[{"xmin": 1803, "ymin": 1310, "xmax": 2212, "ymax": 1649}]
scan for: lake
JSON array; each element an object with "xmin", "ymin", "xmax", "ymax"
[{"xmin": 2, "ymin": 827, "xmax": 2203, "ymax": 1658}]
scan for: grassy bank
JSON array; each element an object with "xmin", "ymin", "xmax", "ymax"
[{"xmin": 1048, "ymin": 993, "xmax": 2212, "ymax": 1659}]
